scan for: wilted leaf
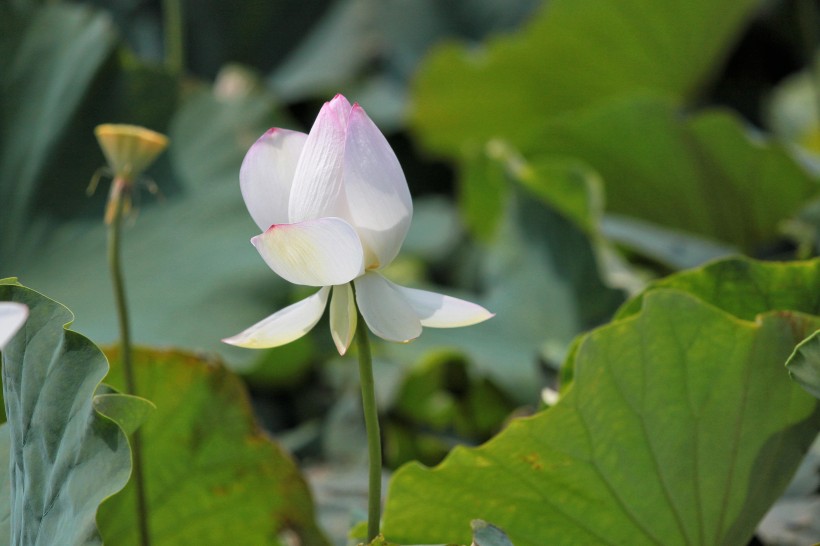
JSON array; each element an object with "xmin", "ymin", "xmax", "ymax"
[{"xmin": 97, "ymin": 347, "xmax": 329, "ymax": 546}]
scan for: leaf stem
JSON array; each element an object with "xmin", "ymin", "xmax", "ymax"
[
  {"xmin": 108, "ymin": 176, "xmax": 152, "ymax": 546},
  {"xmin": 355, "ymin": 305, "xmax": 382, "ymax": 542}
]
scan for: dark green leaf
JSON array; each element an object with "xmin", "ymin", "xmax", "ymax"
[
  {"xmin": 615, "ymin": 257, "xmax": 820, "ymax": 321},
  {"xmin": 383, "ymin": 290, "xmax": 820, "ymax": 546}
]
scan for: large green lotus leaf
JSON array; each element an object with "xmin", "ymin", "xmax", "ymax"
[
  {"xmin": 10, "ymin": 74, "xmax": 293, "ymax": 371},
  {"xmin": 0, "ymin": 3, "xmax": 115, "ymax": 261},
  {"xmin": 382, "ymin": 290, "xmax": 820, "ymax": 546},
  {"xmin": 410, "ymin": 0, "xmax": 757, "ymax": 154},
  {"xmin": 615, "ymin": 257, "xmax": 820, "ymax": 321},
  {"xmin": 563, "ymin": 257, "xmax": 820, "ymax": 389},
  {"xmin": 0, "ymin": 280, "xmax": 142, "ymax": 545},
  {"xmin": 97, "ymin": 347, "xmax": 329, "ymax": 546},
  {"xmin": 532, "ymin": 97, "xmax": 819, "ymax": 250}
]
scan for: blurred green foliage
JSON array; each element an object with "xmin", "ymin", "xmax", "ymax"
[{"xmin": 1, "ymin": 0, "xmax": 819, "ymax": 544}]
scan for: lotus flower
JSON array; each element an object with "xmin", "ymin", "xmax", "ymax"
[
  {"xmin": 224, "ymin": 95, "xmax": 492, "ymax": 354},
  {"xmin": 0, "ymin": 302, "xmax": 28, "ymax": 350}
]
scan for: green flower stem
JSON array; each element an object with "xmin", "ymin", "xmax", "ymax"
[
  {"xmin": 108, "ymin": 177, "xmax": 152, "ymax": 546},
  {"xmin": 163, "ymin": 0, "xmax": 185, "ymax": 75},
  {"xmin": 798, "ymin": 0, "xmax": 820, "ymax": 128},
  {"xmin": 355, "ymin": 306, "xmax": 382, "ymax": 542}
]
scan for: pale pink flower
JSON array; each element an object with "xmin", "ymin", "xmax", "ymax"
[{"xmin": 224, "ymin": 95, "xmax": 492, "ymax": 355}]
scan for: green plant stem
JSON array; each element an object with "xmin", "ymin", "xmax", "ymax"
[
  {"xmin": 108, "ymin": 177, "xmax": 151, "ymax": 546},
  {"xmin": 163, "ymin": 0, "xmax": 185, "ymax": 75},
  {"xmin": 798, "ymin": 0, "xmax": 820, "ymax": 128},
  {"xmin": 355, "ymin": 307, "xmax": 382, "ymax": 542}
]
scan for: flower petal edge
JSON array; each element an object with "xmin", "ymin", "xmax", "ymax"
[
  {"xmin": 222, "ymin": 287, "xmax": 330, "ymax": 348},
  {"xmin": 252, "ymin": 217, "xmax": 364, "ymax": 287},
  {"xmin": 354, "ymin": 273, "xmax": 421, "ymax": 343},
  {"xmin": 393, "ymin": 284, "xmax": 494, "ymax": 328}
]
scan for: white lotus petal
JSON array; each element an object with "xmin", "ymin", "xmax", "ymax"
[
  {"xmin": 252, "ymin": 217, "xmax": 364, "ymax": 287},
  {"xmin": 354, "ymin": 272, "xmax": 421, "ymax": 343},
  {"xmin": 343, "ymin": 104, "xmax": 412, "ymax": 269},
  {"xmin": 0, "ymin": 302, "xmax": 28, "ymax": 350},
  {"xmin": 395, "ymin": 285, "xmax": 494, "ymax": 327},
  {"xmin": 240, "ymin": 128, "xmax": 308, "ymax": 231},
  {"xmin": 288, "ymin": 95, "xmax": 352, "ymax": 223},
  {"xmin": 329, "ymin": 283, "xmax": 357, "ymax": 355},
  {"xmin": 222, "ymin": 287, "xmax": 330, "ymax": 348}
]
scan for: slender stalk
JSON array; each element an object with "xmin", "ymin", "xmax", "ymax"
[
  {"xmin": 355, "ymin": 307, "xmax": 382, "ymax": 542},
  {"xmin": 108, "ymin": 177, "xmax": 151, "ymax": 546},
  {"xmin": 797, "ymin": 0, "xmax": 820, "ymax": 128},
  {"xmin": 163, "ymin": 0, "xmax": 185, "ymax": 75}
]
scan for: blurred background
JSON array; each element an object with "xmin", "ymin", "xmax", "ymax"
[{"xmin": 1, "ymin": 0, "xmax": 819, "ymax": 542}]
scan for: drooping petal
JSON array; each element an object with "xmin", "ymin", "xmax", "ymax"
[
  {"xmin": 394, "ymin": 285, "xmax": 494, "ymax": 327},
  {"xmin": 329, "ymin": 283, "xmax": 357, "ymax": 355},
  {"xmin": 0, "ymin": 302, "xmax": 28, "ymax": 350},
  {"xmin": 240, "ymin": 128, "xmax": 308, "ymax": 231},
  {"xmin": 222, "ymin": 287, "xmax": 330, "ymax": 348},
  {"xmin": 354, "ymin": 272, "xmax": 421, "ymax": 343},
  {"xmin": 288, "ymin": 95, "xmax": 353, "ymax": 223},
  {"xmin": 251, "ymin": 217, "xmax": 364, "ymax": 287},
  {"xmin": 343, "ymin": 104, "xmax": 412, "ymax": 269}
]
